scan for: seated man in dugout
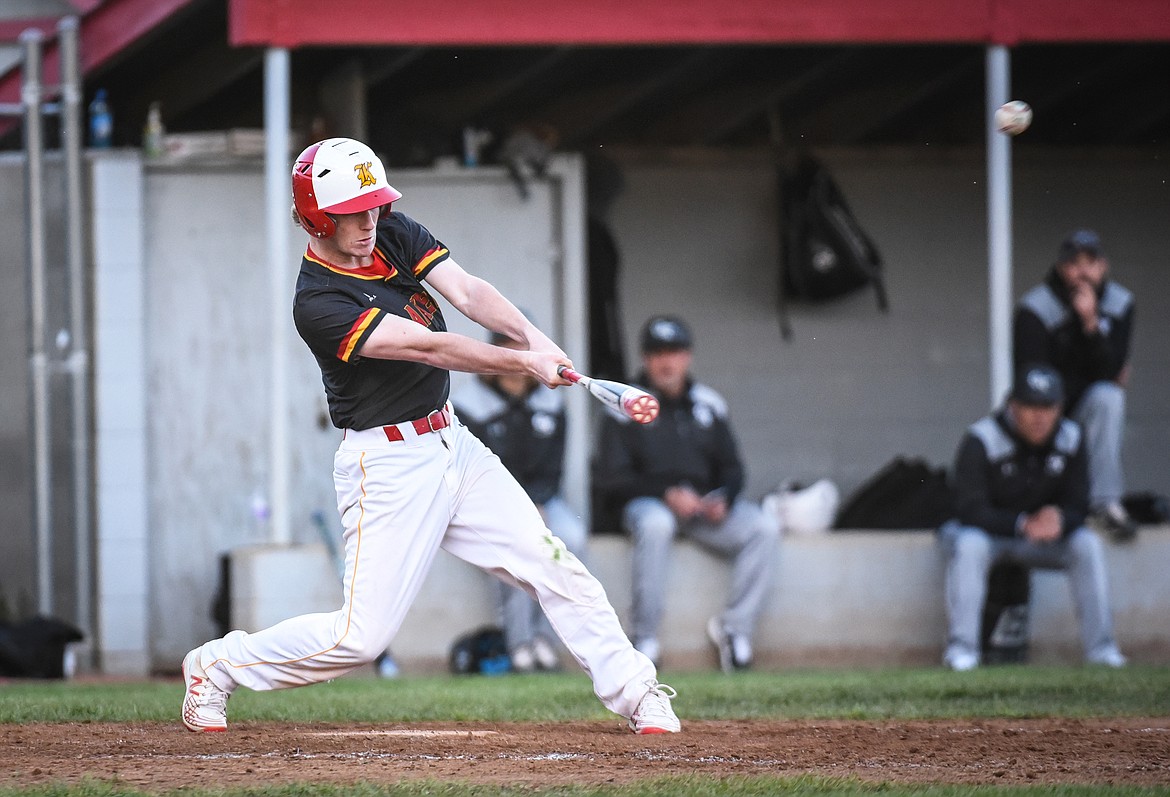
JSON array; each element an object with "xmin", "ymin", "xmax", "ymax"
[
  {"xmin": 938, "ymin": 363, "xmax": 1127, "ymax": 672},
  {"xmin": 1014, "ymin": 229, "xmax": 1137, "ymax": 541},
  {"xmin": 594, "ymin": 315, "xmax": 779, "ymax": 673}
]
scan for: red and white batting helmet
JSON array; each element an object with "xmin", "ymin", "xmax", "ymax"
[{"xmin": 292, "ymin": 138, "xmax": 402, "ymax": 239}]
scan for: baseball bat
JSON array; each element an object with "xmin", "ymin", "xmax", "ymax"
[{"xmin": 557, "ymin": 366, "xmax": 659, "ymax": 424}]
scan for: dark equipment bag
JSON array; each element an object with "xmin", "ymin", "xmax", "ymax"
[
  {"xmin": 834, "ymin": 457, "xmax": 954, "ymax": 530},
  {"xmin": 448, "ymin": 625, "xmax": 511, "ymax": 676},
  {"xmin": 1122, "ymin": 491, "xmax": 1170, "ymax": 525},
  {"xmin": 778, "ymin": 155, "xmax": 888, "ymax": 339},
  {"xmin": 0, "ymin": 615, "xmax": 84, "ymax": 679}
]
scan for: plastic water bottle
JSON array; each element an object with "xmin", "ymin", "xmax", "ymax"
[
  {"xmin": 88, "ymin": 89, "xmax": 112, "ymax": 148},
  {"xmin": 143, "ymin": 101, "xmax": 164, "ymax": 158},
  {"xmin": 462, "ymin": 126, "xmax": 492, "ymax": 167}
]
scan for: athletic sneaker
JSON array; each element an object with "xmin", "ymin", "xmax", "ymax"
[
  {"xmin": 510, "ymin": 643, "xmax": 537, "ymax": 674},
  {"xmin": 628, "ymin": 681, "xmax": 681, "ymax": 734},
  {"xmin": 531, "ymin": 635, "xmax": 561, "ymax": 672},
  {"xmin": 943, "ymin": 646, "xmax": 979, "ymax": 672},
  {"xmin": 706, "ymin": 616, "xmax": 752, "ymax": 673},
  {"xmin": 375, "ymin": 650, "xmax": 400, "ymax": 679},
  {"xmin": 181, "ymin": 648, "xmax": 230, "ymax": 732},
  {"xmin": 1087, "ymin": 646, "xmax": 1128, "ymax": 668},
  {"xmin": 1092, "ymin": 502, "xmax": 1138, "ymax": 543}
]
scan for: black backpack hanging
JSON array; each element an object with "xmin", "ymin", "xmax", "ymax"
[{"xmin": 778, "ymin": 155, "xmax": 888, "ymax": 339}]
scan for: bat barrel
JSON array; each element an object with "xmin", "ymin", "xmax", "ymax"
[
  {"xmin": 559, "ymin": 366, "xmax": 657, "ymax": 424},
  {"xmin": 620, "ymin": 390, "xmax": 659, "ymax": 424}
]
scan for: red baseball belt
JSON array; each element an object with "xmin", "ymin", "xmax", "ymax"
[{"xmin": 381, "ymin": 406, "xmax": 451, "ymax": 442}]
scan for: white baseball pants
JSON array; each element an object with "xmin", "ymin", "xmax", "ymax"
[
  {"xmin": 497, "ymin": 495, "xmax": 589, "ymax": 653},
  {"xmin": 195, "ymin": 410, "xmax": 656, "ymax": 718}
]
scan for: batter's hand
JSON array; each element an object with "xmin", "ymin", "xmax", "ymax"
[{"xmin": 525, "ymin": 350, "xmax": 573, "ymax": 388}]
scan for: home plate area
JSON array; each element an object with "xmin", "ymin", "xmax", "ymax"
[{"xmin": 2, "ymin": 719, "xmax": 1167, "ymax": 790}]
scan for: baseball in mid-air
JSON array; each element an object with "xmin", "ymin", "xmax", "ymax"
[{"xmin": 995, "ymin": 100, "xmax": 1033, "ymax": 136}]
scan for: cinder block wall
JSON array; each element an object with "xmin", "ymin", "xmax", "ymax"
[{"xmin": 607, "ymin": 147, "xmax": 1170, "ymax": 502}]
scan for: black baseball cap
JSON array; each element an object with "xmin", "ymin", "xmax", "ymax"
[
  {"xmin": 1011, "ymin": 363, "xmax": 1065, "ymax": 406},
  {"xmin": 640, "ymin": 315, "xmax": 693, "ymax": 353},
  {"xmin": 1057, "ymin": 229, "xmax": 1104, "ymax": 264}
]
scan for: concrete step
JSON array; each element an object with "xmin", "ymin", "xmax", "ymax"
[{"xmin": 228, "ymin": 525, "xmax": 1170, "ymax": 672}]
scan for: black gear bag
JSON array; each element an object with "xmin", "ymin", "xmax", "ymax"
[
  {"xmin": 448, "ymin": 626, "xmax": 511, "ymax": 675},
  {"xmin": 778, "ymin": 155, "xmax": 888, "ymax": 339},
  {"xmin": 833, "ymin": 457, "xmax": 953, "ymax": 530},
  {"xmin": 0, "ymin": 615, "xmax": 84, "ymax": 678}
]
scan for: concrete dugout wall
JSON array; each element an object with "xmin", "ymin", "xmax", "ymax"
[
  {"xmin": 608, "ymin": 147, "xmax": 1170, "ymax": 501},
  {"xmin": 2, "ymin": 145, "xmax": 1168, "ymax": 672}
]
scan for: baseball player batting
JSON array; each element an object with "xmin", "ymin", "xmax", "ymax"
[{"xmin": 180, "ymin": 137, "xmax": 679, "ymax": 735}]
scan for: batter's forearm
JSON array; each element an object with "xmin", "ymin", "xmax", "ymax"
[
  {"xmin": 360, "ymin": 315, "xmax": 537, "ymax": 377},
  {"xmin": 413, "ymin": 331, "xmax": 541, "ymax": 376},
  {"xmin": 445, "ymin": 272, "xmax": 562, "ymax": 355}
]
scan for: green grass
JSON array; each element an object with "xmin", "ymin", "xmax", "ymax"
[
  {"xmin": 2, "ymin": 667, "xmax": 1167, "ymax": 796},
  {"xmin": 2, "ymin": 665, "xmax": 1168, "ymax": 725}
]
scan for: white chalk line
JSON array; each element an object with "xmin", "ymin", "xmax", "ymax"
[{"xmin": 92, "ymin": 750, "xmax": 782, "ymax": 765}]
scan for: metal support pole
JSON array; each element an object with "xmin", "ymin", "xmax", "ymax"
[
  {"xmin": 986, "ymin": 45, "xmax": 1013, "ymax": 409},
  {"xmin": 22, "ymin": 28, "xmax": 53, "ymax": 615},
  {"xmin": 59, "ymin": 16, "xmax": 92, "ymax": 643},
  {"xmin": 265, "ymin": 47, "xmax": 292, "ymax": 546}
]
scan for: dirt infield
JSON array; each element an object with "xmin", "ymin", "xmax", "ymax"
[{"xmin": 2, "ymin": 718, "xmax": 1168, "ymax": 791}]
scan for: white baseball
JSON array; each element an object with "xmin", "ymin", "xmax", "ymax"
[{"xmin": 995, "ymin": 100, "xmax": 1032, "ymax": 136}]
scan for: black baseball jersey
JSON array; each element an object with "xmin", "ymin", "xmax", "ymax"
[
  {"xmin": 1013, "ymin": 269, "xmax": 1134, "ymax": 411},
  {"xmin": 951, "ymin": 409, "xmax": 1089, "ymax": 540},
  {"xmin": 293, "ymin": 211, "xmax": 451, "ymax": 430},
  {"xmin": 594, "ymin": 375, "xmax": 745, "ymax": 505}
]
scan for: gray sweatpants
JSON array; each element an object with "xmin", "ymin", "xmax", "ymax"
[
  {"xmin": 1071, "ymin": 381, "xmax": 1126, "ymax": 508},
  {"xmin": 623, "ymin": 496, "xmax": 779, "ymax": 642},
  {"xmin": 939, "ymin": 520, "xmax": 1119, "ymax": 661}
]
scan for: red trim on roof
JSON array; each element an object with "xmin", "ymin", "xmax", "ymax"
[
  {"xmin": 0, "ymin": 2, "xmax": 109, "ymax": 42},
  {"xmin": 78, "ymin": 0, "xmax": 195, "ymax": 72},
  {"xmin": 0, "ymin": 18, "xmax": 59, "ymax": 41},
  {"xmin": 0, "ymin": 0, "xmax": 194, "ymax": 135},
  {"xmin": 992, "ymin": 0, "xmax": 1170, "ymax": 44},
  {"xmin": 229, "ymin": 0, "xmax": 1170, "ymax": 47}
]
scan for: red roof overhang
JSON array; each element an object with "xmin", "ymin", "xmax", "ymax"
[
  {"xmin": 0, "ymin": 2, "xmax": 100, "ymax": 41},
  {"xmin": 0, "ymin": 0, "xmax": 194, "ymax": 136},
  {"xmin": 2, "ymin": 0, "xmax": 1166, "ymax": 142},
  {"xmin": 229, "ymin": 0, "xmax": 1170, "ymax": 47}
]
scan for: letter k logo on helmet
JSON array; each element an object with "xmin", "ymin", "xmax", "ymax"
[
  {"xmin": 354, "ymin": 161, "xmax": 377, "ymax": 188},
  {"xmin": 292, "ymin": 138, "xmax": 402, "ymax": 239}
]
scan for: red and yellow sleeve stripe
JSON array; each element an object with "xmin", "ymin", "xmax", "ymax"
[
  {"xmin": 412, "ymin": 246, "xmax": 450, "ymax": 277},
  {"xmin": 337, "ymin": 308, "xmax": 381, "ymax": 362}
]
